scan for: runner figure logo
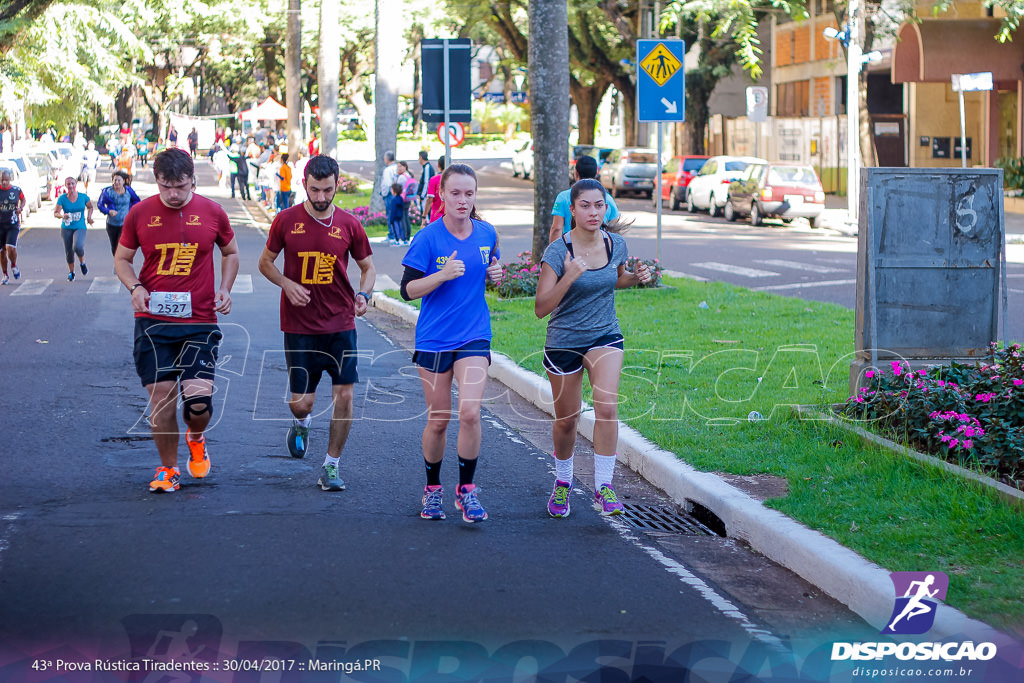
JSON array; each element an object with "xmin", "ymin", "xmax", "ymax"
[{"xmin": 882, "ymin": 571, "xmax": 949, "ymax": 635}]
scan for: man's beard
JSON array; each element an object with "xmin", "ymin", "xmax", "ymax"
[{"xmin": 309, "ymin": 199, "xmax": 332, "ymax": 213}]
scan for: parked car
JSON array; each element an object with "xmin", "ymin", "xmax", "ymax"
[
  {"xmin": 26, "ymin": 151, "xmax": 60, "ymax": 200},
  {"xmin": 599, "ymin": 147, "xmax": 659, "ymax": 198},
  {"xmin": 0, "ymin": 160, "xmax": 31, "ymax": 217},
  {"xmin": 653, "ymin": 155, "xmax": 709, "ymax": 210},
  {"xmin": 569, "ymin": 144, "xmax": 613, "ymax": 183},
  {"xmin": 511, "ymin": 139, "xmax": 534, "ymax": 179},
  {"xmin": 724, "ymin": 162, "xmax": 826, "ymax": 228},
  {"xmin": 0, "ymin": 153, "xmax": 44, "ymax": 211},
  {"xmin": 685, "ymin": 155, "xmax": 765, "ymax": 216}
]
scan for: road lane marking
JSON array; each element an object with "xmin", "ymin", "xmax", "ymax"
[
  {"xmin": 607, "ymin": 517, "xmax": 786, "ymax": 650},
  {"xmin": 692, "ymin": 262, "xmax": 779, "ymax": 278},
  {"xmin": 10, "ymin": 279, "xmax": 52, "ymax": 295},
  {"xmin": 232, "ymin": 274, "xmax": 253, "ymax": 294},
  {"xmin": 752, "ymin": 279, "xmax": 857, "ymax": 291},
  {"xmin": 0, "ymin": 512, "xmax": 22, "ymax": 573},
  {"xmin": 755, "ymin": 259, "xmax": 847, "ymax": 274},
  {"xmin": 87, "ymin": 277, "xmax": 122, "ymax": 294},
  {"xmin": 661, "ymin": 269, "xmax": 708, "ymax": 282}
]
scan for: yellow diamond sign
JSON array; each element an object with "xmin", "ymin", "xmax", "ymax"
[{"xmin": 640, "ymin": 42, "xmax": 682, "ymax": 87}]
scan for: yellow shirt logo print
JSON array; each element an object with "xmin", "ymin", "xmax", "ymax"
[
  {"xmin": 154, "ymin": 243, "xmax": 198, "ymax": 276},
  {"xmin": 298, "ymin": 251, "xmax": 337, "ymax": 285}
]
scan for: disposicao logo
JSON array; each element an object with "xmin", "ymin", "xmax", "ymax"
[{"xmin": 882, "ymin": 571, "xmax": 949, "ymax": 635}]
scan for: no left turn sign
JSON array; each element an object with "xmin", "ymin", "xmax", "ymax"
[{"xmin": 437, "ymin": 122, "xmax": 466, "ymax": 147}]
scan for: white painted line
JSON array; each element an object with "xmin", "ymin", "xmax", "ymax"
[
  {"xmin": 755, "ymin": 259, "xmax": 847, "ymax": 274},
  {"xmin": 752, "ymin": 279, "xmax": 857, "ymax": 292},
  {"xmin": 0, "ymin": 512, "xmax": 22, "ymax": 573},
  {"xmin": 87, "ymin": 277, "xmax": 122, "ymax": 294},
  {"xmin": 661, "ymin": 269, "xmax": 708, "ymax": 282},
  {"xmin": 232, "ymin": 274, "xmax": 253, "ymax": 294},
  {"xmin": 10, "ymin": 279, "xmax": 53, "ymax": 296},
  {"xmin": 607, "ymin": 517, "xmax": 786, "ymax": 650},
  {"xmin": 376, "ymin": 274, "xmax": 399, "ymax": 291},
  {"xmin": 691, "ymin": 262, "xmax": 779, "ymax": 278},
  {"xmin": 1010, "ymin": 288, "xmax": 1023, "ymax": 295}
]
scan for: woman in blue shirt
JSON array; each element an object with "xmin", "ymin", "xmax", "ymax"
[
  {"xmin": 400, "ymin": 164, "xmax": 503, "ymax": 523},
  {"xmin": 96, "ymin": 170, "xmax": 141, "ymax": 255},
  {"xmin": 53, "ymin": 176, "xmax": 95, "ymax": 281}
]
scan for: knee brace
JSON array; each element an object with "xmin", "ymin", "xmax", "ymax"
[{"xmin": 182, "ymin": 395, "xmax": 212, "ymax": 420}]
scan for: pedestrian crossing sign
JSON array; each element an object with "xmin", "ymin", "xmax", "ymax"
[{"xmin": 640, "ymin": 42, "xmax": 681, "ymax": 87}]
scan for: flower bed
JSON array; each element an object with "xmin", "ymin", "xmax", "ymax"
[
  {"xmin": 839, "ymin": 343, "xmax": 1024, "ymax": 489},
  {"xmin": 346, "ymin": 206, "xmax": 386, "ymax": 228},
  {"xmin": 487, "ymin": 251, "xmax": 664, "ymax": 299}
]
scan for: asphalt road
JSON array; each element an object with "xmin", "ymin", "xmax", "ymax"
[{"xmin": 0, "ymin": 164, "xmax": 883, "ymax": 681}]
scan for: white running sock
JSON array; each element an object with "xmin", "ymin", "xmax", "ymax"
[
  {"xmin": 554, "ymin": 454, "xmax": 574, "ymax": 484},
  {"xmin": 323, "ymin": 454, "xmax": 340, "ymax": 467},
  {"xmin": 298, "ymin": 416, "xmax": 311, "ymax": 427},
  {"xmin": 593, "ymin": 453, "xmax": 616, "ymax": 491}
]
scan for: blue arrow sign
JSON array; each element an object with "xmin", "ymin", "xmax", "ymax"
[{"xmin": 637, "ymin": 39, "xmax": 686, "ymax": 123}]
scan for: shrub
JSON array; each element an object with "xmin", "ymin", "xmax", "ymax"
[
  {"xmin": 840, "ymin": 342, "xmax": 1024, "ymax": 485},
  {"xmin": 336, "ymin": 173, "xmax": 360, "ymax": 194},
  {"xmin": 625, "ymin": 256, "xmax": 663, "ymax": 288},
  {"xmin": 346, "ymin": 206, "xmax": 386, "ymax": 228},
  {"xmin": 488, "ymin": 252, "xmax": 666, "ymax": 299}
]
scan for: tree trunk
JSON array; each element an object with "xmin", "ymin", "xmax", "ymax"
[
  {"xmin": 115, "ymin": 87, "xmax": 133, "ymax": 132},
  {"xmin": 569, "ymin": 77, "xmax": 609, "ymax": 145},
  {"xmin": 262, "ymin": 28, "xmax": 281, "ymax": 100},
  {"xmin": 618, "ymin": 79, "xmax": 637, "ymax": 147},
  {"xmin": 529, "ymin": 0, "xmax": 570, "ymax": 263},
  {"xmin": 285, "ymin": 0, "xmax": 302, "ymax": 157},
  {"xmin": 318, "ymin": 0, "xmax": 339, "ymax": 159},
  {"xmin": 371, "ymin": 0, "xmax": 401, "ymax": 213}
]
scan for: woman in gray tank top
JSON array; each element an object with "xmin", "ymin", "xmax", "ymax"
[{"xmin": 534, "ymin": 178, "xmax": 652, "ymax": 519}]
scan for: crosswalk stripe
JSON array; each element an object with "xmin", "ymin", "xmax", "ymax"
[
  {"xmin": 752, "ymin": 279, "xmax": 857, "ymax": 291},
  {"xmin": 691, "ymin": 262, "xmax": 778, "ymax": 278},
  {"xmin": 87, "ymin": 277, "xmax": 122, "ymax": 294},
  {"xmin": 10, "ymin": 279, "xmax": 52, "ymax": 296},
  {"xmin": 232, "ymin": 274, "xmax": 253, "ymax": 294},
  {"xmin": 755, "ymin": 259, "xmax": 847, "ymax": 274}
]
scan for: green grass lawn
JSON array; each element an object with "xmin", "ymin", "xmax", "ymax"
[
  {"xmin": 333, "ymin": 188, "xmax": 372, "ymax": 210},
  {"xmin": 402, "ymin": 277, "xmax": 1024, "ymax": 635}
]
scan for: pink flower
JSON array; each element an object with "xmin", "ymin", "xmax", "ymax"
[
  {"xmin": 963, "ymin": 440, "xmax": 974, "ymax": 449},
  {"xmin": 865, "ymin": 370, "xmax": 875, "ymax": 378},
  {"xmin": 937, "ymin": 380, "xmax": 946, "ymax": 387},
  {"xmin": 1013, "ymin": 379, "xmax": 1023, "ymax": 387},
  {"xmin": 949, "ymin": 438, "xmax": 959, "ymax": 448},
  {"xmin": 890, "ymin": 361, "xmax": 903, "ymax": 376},
  {"xmin": 918, "ymin": 369, "xmax": 927, "ymax": 376}
]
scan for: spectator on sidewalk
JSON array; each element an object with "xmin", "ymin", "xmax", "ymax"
[
  {"xmin": 422, "ymin": 155, "xmax": 446, "ymax": 226},
  {"xmin": 548, "ymin": 155, "xmax": 619, "ymax": 244}
]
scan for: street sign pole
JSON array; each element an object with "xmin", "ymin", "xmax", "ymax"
[
  {"xmin": 656, "ymin": 122, "xmax": 663, "ymax": 261},
  {"xmin": 951, "ymin": 72, "xmax": 993, "ymax": 170},
  {"xmin": 443, "ymin": 40, "xmax": 451, "ymax": 168},
  {"xmin": 958, "ymin": 88, "xmax": 967, "ymax": 169}
]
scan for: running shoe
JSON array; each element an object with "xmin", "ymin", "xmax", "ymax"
[
  {"xmin": 80, "ymin": 262, "xmax": 88, "ymax": 275},
  {"xmin": 1, "ymin": 276, "xmax": 7, "ymax": 285},
  {"xmin": 286, "ymin": 423, "xmax": 308, "ymax": 458},
  {"xmin": 420, "ymin": 485, "xmax": 445, "ymax": 520},
  {"xmin": 317, "ymin": 463, "xmax": 346, "ymax": 491},
  {"xmin": 67, "ymin": 272, "xmax": 74, "ymax": 282},
  {"xmin": 547, "ymin": 480, "xmax": 573, "ymax": 518},
  {"xmin": 455, "ymin": 484, "xmax": 488, "ymax": 523},
  {"xmin": 149, "ymin": 466, "xmax": 180, "ymax": 493},
  {"xmin": 185, "ymin": 429, "xmax": 210, "ymax": 478},
  {"xmin": 593, "ymin": 484, "xmax": 624, "ymax": 516},
  {"xmin": 11, "ymin": 266, "xmax": 19, "ymax": 279}
]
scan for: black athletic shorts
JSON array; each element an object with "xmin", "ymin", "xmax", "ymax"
[
  {"xmin": 413, "ymin": 339, "xmax": 491, "ymax": 374},
  {"xmin": 543, "ymin": 333, "xmax": 624, "ymax": 376},
  {"xmin": 133, "ymin": 318, "xmax": 222, "ymax": 387},
  {"xmin": 284, "ymin": 329, "xmax": 359, "ymax": 395},
  {"xmin": 0, "ymin": 222, "xmax": 19, "ymax": 247}
]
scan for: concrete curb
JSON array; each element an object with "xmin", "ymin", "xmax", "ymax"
[{"xmin": 369, "ymin": 292, "xmax": 1014, "ymax": 646}]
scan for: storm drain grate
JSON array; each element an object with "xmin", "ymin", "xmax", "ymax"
[{"xmin": 620, "ymin": 503, "xmax": 716, "ymax": 536}]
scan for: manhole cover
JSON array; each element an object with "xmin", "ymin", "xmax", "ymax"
[{"xmin": 620, "ymin": 503, "xmax": 716, "ymax": 536}]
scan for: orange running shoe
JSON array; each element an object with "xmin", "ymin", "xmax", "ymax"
[
  {"xmin": 185, "ymin": 430, "xmax": 211, "ymax": 478},
  {"xmin": 149, "ymin": 466, "xmax": 181, "ymax": 493}
]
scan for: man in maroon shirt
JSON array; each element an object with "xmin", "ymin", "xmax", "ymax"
[
  {"xmin": 258, "ymin": 155, "xmax": 376, "ymax": 492},
  {"xmin": 114, "ymin": 148, "xmax": 240, "ymax": 493}
]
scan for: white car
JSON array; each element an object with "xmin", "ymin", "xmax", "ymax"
[
  {"xmin": 686, "ymin": 155, "xmax": 765, "ymax": 217},
  {"xmin": 0, "ymin": 153, "xmax": 45, "ymax": 210},
  {"xmin": 511, "ymin": 139, "xmax": 534, "ymax": 179},
  {"xmin": 0, "ymin": 160, "xmax": 33, "ymax": 217}
]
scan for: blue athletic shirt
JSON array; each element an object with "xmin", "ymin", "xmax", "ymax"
[
  {"xmin": 57, "ymin": 192, "xmax": 91, "ymax": 230},
  {"xmin": 402, "ymin": 217, "xmax": 501, "ymax": 352}
]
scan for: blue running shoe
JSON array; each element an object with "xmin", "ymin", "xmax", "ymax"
[
  {"xmin": 547, "ymin": 480, "xmax": 572, "ymax": 518},
  {"xmin": 420, "ymin": 485, "xmax": 445, "ymax": 520},
  {"xmin": 593, "ymin": 484, "xmax": 624, "ymax": 516},
  {"xmin": 317, "ymin": 463, "xmax": 346, "ymax": 491},
  {"xmin": 11, "ymin": 266, "xmax": 19, "ymax": 280},
  {"xmin": 455, "ymin": 484, "xmax": 488, "ymax": 523},
  {"xmin": 286, "ymin": 423, "xmax": 308, "ymax": 458}
]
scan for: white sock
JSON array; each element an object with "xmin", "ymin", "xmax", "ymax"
[
  {"xmin": 323, "ymin": 454, "xmax": 340, "ymax": 467},
  {"xmin": 593, "ymin": 453, "xmax": 616, "ymax": 491},
  {"xmin": 554, "ymin": 454, "xmax": 574, "ymax": 484},
  {"xmin": 298, "ymin": 416, "xmax": 311, "ymax": 428}
]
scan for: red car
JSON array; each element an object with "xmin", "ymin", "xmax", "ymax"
[{"xmin": 653, "ymin": 155, "xmax": 709, "ymax": 210}]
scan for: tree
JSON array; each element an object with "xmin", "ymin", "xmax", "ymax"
[
  {"xmin": 372, "ymin": 0, "xmax": 402, "ymax": 212},
  {"xmin": 0, "ymin": 0, "xmax": 54, "ymax": 55},
  {"xmin": 318, "ymin": 0, "xmax": 340, "ymax": 158},
  {"xmin": 528, "ymin": 0, "xmax": 569, "ymax": 263},
  {"xmin": 285, "ymin": 0, "xmax": 302, "ymax": 156}
]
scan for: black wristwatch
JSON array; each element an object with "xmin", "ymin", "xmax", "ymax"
[{"xmin": 129, "ymin": 283, "xmax": 144, "ymax": 294}]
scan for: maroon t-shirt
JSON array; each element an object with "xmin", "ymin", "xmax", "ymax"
[
  {"xmin": 120, "ymin": 194, "xmax": 235, "ymax": 323},
  {"xmin": 266, "ymin": 204, "xmax": 373, "ymax": 335}
]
